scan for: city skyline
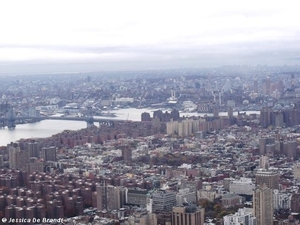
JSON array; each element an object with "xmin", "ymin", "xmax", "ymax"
[
  {"xmin": 1, "ymin": 53, "xmax": 300, "ymax": 223},
  {"xmin": 1, "ymin": 0, "xmax": 300, "ymax": 74}
]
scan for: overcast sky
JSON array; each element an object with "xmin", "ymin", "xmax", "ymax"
[{"xmin": 1, "ymin": 0, "xmax": 300, "ymax": 74}]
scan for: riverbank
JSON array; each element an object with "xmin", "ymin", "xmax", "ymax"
[{"xmin": 0, "ymin": 108, "xmax": 259, "ymax": 147}]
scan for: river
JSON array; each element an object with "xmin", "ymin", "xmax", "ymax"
[{"xmin": 0, "ymin": 108, "xmax": 259, "ymax": 147}]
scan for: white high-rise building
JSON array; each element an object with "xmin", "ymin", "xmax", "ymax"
[
  {"xmin": 166, "ymin": 119, "xmax": 201, "ymax": 137},
  {"xmin": 223, "ymin": 207, "xmax": 256, "ymax": 225},
  {"xmin": 273, "ymin": 189, "xmax": 291, "ymax": 210}
]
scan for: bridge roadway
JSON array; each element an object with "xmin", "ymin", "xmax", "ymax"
[{"xmin": 0, "ymin": 116, "xmax": 127, "ymax": 128}]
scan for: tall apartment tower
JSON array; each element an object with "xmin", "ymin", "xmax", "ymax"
[
  {"xmin": 121, "ymin": 145, "xmax": 132, "ymax": 162},
  {"xmin": 172, "ymin": 205, "xmax": 204, "ymax": 225},
  {"xmin": 96, "ymin": 184, "xmax": 125, "ymax": 211},
  {"xmin": 41, "ymin": 147, "xmax": 57, "ymax": 162},
  {"xmin": 8, "ymin": 143, "xmax": 29, "ymax": 170},
  {"xmin": 260, "ymin": 107, "xmax": 272, "ymax": 128},
  {"xmin": 283, "ymin": 141, "xmax": 297, "ymax": 158},
  {"xmin": 253, "ymin": 184, "xmax": 273, "ymax": 225},
  {"xmin": 170, "ymin": 109, "xmax": 180, "ymax": 121},
  {"xmin": 259, "ymin": 137, "xmax": 275, "ymax": 155},
  {"xmin": 275, "ymin": 112, "xmax": 284, "ymax": 127},
  {"xmin": 27, "ymin": 141, "xmax": 40, "ymax": 158},
  {"xmin": 141, "ymin": 112, "xmax": 151, "ymax": 122}
]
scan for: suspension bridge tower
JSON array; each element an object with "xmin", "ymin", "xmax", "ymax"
[
  {"xmin": 6, "ymin": 107, "xmax": 16, "ymax": 129},
  {"xmin": 86, "ymin": 106, "xmax": 94, "ymax": 128}
]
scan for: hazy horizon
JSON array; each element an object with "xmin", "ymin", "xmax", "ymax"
[{"xmin": 1, "ymin": 0, "xmax": 300, "ymax": 74}]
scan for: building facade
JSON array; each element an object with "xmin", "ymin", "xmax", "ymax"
[
  {"xmin": 151, "ymin": 190, "xmax": 176, "ymax": 213},
  {"xmin": 253, "ymin": 184, "xmax": 273, "ymax": 225},
  {"xmin": 176, "ymin": 188, "xmax": 196, "ymax": 206},
  {"xmin": 293, "ymin": 163, "xmax": 300, "ymax": 180},
  {"xmin": 172, "ymin": 205, "xmax": 204, "ymax": 225},
  {"xmin": 255, "ymin": 169, "xmax": 279, "ymax": 190},
  {"xmin": 223, "ymin": 208, "xmax": 256, "ymax": 225},
  {"xmin": 126, "ymin": 188, "xmax": 148, "ymax": 207},
  {"xmin": 41, "ymin": 146, "xmax": 57, "ymax": 162},
  {"xmin": 96, "ymin": 184, "xmax": 125, "ymax": 211},
  {"xmin": 229, "ymin": 178, "xmax": 255, "ymax": 195}
]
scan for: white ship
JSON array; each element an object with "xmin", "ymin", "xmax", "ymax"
[{"xmin": 167, "ymin": 90, "xmax": 178, "ymax": 105}]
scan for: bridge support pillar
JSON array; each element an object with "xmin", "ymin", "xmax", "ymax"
[
  {"xmin": 86, "ymin": 121, "xmax": 94, "ymax": 128},
  {"xmin": 85, "ymin": 106, "xmax": 95, "ymax": 128},
  {"xmin": 6, "ymin": 107, "xmax": 16, "ymax": 129},
  {"xmin": 7, "ymin": 119, "xmax": 16, "ymax": 129},
  {"xmin": 0, "ymin": 120, "xmax": 5, "ymax": 128}
]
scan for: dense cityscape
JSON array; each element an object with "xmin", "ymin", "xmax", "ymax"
[{"xmin": 0, "ymin": 65, "xmax": 300, "ymax": 224}]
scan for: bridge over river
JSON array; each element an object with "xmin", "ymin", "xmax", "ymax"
[{"xmin": 0, "ymin": 115, "xmax": 125, "ymax": 129}]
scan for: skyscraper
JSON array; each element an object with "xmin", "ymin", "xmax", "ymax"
[{"xmin": 253, "ymin": 184, "xmax": 273, "ymax": 225}]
